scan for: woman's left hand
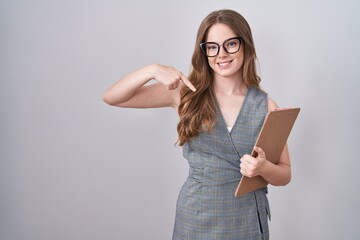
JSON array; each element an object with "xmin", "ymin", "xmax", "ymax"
[{"xmin": 240, "ymin": 146, "xmax": 267, "ymax": 178}]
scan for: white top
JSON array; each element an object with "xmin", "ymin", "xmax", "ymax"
[{"xmin": 227, "ymin": 126, "xmax": 232, "ymax": 132}]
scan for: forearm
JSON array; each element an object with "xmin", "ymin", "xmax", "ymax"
[
  {"xmin": 103, "ymin": 65, "xmax": 154, "ymax": 106},
  {"xmin": 259, "ymin": 161, "xmax": 291, "ymax": 186}
]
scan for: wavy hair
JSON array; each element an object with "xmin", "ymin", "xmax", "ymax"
[{"xmin": 177, "ymin": 9, "xmax": 261, "ymax": 146}]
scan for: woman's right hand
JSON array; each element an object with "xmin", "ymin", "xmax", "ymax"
[
  {"xmin": 103, "ymin": 64, "xmax": 195, "ymax": 109},
  {"xmin": 148, "ymin": 64, "xmax": 196, "ymax": 92}
]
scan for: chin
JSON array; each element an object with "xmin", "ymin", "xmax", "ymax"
[{"xmin": 215, "ymin": 70, "xmax": 241, "ymax": 79}]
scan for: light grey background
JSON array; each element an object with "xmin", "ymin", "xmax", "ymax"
[{"xmin": 1, "ymin": 0, "xmax": 359, "ymax": 239}]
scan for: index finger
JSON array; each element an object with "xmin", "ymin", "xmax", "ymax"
[{"xmin": 180, "ymin": 74, "xmax": 196, "ymax": 92}]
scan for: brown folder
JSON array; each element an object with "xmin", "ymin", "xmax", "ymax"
[{"xmin": 234, "ymin": 108, "xmax": 300, "ymax": 197}]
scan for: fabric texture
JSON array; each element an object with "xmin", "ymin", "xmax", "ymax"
[{"xmin": 173, "ymin": 87, "xmax": 271, "ymax": 240}]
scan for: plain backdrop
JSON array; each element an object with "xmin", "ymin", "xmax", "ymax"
[{"xmin": 1, "ymin": 0, "xmax": 360, "ymax": 239}]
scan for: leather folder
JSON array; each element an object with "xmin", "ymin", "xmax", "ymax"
[{"xmin": 235, "ymin": 108, "xmax": 300, "ymax": 197}]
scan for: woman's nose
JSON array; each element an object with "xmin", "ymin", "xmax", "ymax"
[{"xmin": 218, "ymin": 46, "xmax": 229, "ymax": 57}]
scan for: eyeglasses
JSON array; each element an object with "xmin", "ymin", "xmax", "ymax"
[{"xmin": 200, "ymin": 37, "xmax": 242, "ymax": 57}]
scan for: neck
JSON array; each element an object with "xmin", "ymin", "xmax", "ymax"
[{"xmin": 213, "ymin": 75, "xmax": 246, "ymax": 96}]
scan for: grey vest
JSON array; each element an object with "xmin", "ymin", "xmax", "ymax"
[{"xmin": 173, "ymin": 87, "xmax": 271, "ymax": 240}]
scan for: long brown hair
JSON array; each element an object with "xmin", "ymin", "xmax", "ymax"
[{"xmin": 177, "ymin": 9, "xmax": 261, "ymax": 146}]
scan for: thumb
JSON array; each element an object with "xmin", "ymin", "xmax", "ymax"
[{"xmin": 253, "ymin": 146, "xmax": 266, "ymax": 159}]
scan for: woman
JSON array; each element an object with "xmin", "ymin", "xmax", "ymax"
[{"xmin": 103, "ymin": 9, "xmax": 291, "ymax": 240}]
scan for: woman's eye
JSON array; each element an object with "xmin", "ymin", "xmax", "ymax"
[
  {"xmin": 227, "ymin": 41, "xmax": 238, "ymax": 47},
  {"xmin": 207, "ymin": 45, "xmax": 217, "ymax": 50}
]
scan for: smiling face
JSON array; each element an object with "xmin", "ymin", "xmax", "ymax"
[{"xmin": 205, "ymin": 23, "xmax": 244, "ymax": 81}]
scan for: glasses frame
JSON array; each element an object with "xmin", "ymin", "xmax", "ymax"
[{"xmin": 200, "ymin": 37, "xmax": 243, "ymax": 57}]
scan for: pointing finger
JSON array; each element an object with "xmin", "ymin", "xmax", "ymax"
[{"xmin": 180, "ymin": 74, "xmax": 196, "ymax": 92}]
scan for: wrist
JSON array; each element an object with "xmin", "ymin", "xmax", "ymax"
[
  {"xmin": 258, "ymin": 159, "xmax": 271, "ymax": 177},
  {"xmin": 144, "ymin": 64, "xmax": 158, "ymax": 80}
]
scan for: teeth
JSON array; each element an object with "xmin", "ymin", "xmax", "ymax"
[{"xmin": 218, "ymin": 61, "xmax": 231, "ymax": 66}]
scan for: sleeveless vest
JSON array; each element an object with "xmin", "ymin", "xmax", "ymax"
[{"xmin": 173, "ymin": 87, "xmax": 271, "ymax": 240}]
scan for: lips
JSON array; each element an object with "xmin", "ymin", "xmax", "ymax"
[{"xmin": 217, "ymin": 60, "xmax": 233, "ymax": 69}]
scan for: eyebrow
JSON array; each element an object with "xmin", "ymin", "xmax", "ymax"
[{"xmin": 204, "ymin": 37, "xmax": 239, "ymax": 44}]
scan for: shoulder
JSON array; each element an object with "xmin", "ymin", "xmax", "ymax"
[
  {"xmin": 248, "ymin": 87, "xmax": 268, "ymax": 107},
  {"xmin": 267, "ymin": 96, "xmax": 279, "ymax": 112}
]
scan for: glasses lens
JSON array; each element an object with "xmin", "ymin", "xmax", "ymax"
[
  {"xmin": 204, "ymin": 43, "xmax": 219, "ymax": 57},
  {"xmin": 224, "ymin": 38, "xmax": 241, "ymax": 54}
]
